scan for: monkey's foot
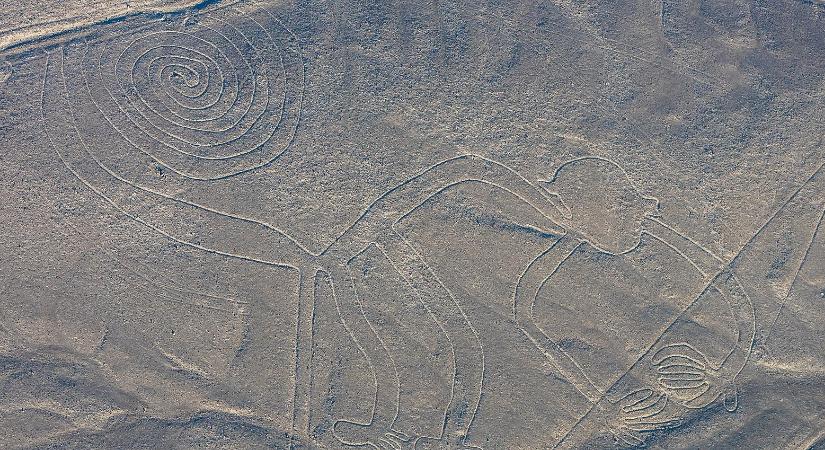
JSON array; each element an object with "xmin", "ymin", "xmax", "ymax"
[
  {"xmin": 414, "ymin": 436, "xmax": 481, "ymax": 450},
  {"xmin": 333, "ymin": 420, "xmax": 412, "ymax": 449}
]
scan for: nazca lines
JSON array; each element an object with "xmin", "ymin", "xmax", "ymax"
[
  {"xmin": 40, "ymin": 8, "xmax": 579, "ymax": 444},
  {"xmin": 56, "ymin": 5, "xmax": 304, "ymax": 182},
  {"xmin": 517, "ymin": 226, "xmax": 755, "ymax": 448},
  {"xmin": 512, "ymin": 158, "xmax": 757, "ymax": 448},
  {"xmin": 524, "ymin": 157, "xmax": 825, "ymax": 448},
  {"xmin": 36, "ymin": 4, "xmax": 808, "ymax": 449}
]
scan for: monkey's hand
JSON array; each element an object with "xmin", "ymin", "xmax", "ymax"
[
  {"xmin": 651, "ymin": 342, "xmax": 738, "ymax": 412},
  {"xmin": 592, "ymin": 389, "xmax": 682, "ymax": 448}
]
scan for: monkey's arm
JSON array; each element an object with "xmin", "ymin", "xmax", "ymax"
[
  {"xmin": 643, "ymin": 218, "xmax": 754, "ymax": 410},
  {"xmin": 341, "ymin": 154, "xmax": 570, "ymax": 242},
  {"xmin": 512, "ymin": 235, "xmax": 602, "ymax": 403},
  {"xmin": 645, "ymin": 161, "xmax": 825, "ymax": 378}
]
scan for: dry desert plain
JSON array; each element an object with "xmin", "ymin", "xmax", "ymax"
[{"xmin": 2, "ymin": 0, "xmax": 825, "ymax": 448}]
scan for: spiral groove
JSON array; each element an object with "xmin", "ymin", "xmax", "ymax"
[{"xmin": 51, "ymin": 6, "xmax": 304, "ymax": 181}]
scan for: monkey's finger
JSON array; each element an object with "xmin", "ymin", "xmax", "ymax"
[
  {"xmin": 619, "ymin": 389, "xmax": 655, "ymax": 411},
  {"xmin": 658, "ymin": 372, "xmax": 704, "ymax": 381},
  {"xmin": 657, "ymin": 364, "xmax": 705, "ymax": 376},
  {"xmin": 654, "ymin": 355, "xmax": 706, "ymax": 371},
  {"xmin": 652, "ymin": 343, "xmax": 707, "ymax": 366},
  {"xmin": 683, "ymin": 384, "xmax": 721, "ymax": 409},
  {"xmin": 724, "ymin": 386, "xmax": 739, "ymax": 412},
  {"xmin": 384, "ymin": 433, "xmax": 406, "ymax": 448},
  {"xmin": 625, "ymin": 393, "xmax": 667, "ymax": 419},
  {"xmin": 626, "ymin": 418, "xmax": 683, "ymax": 433},
  {"xmin": 659, "ymin": 378, "xmax": 708, "ymax": 390},
  {"xmin": 623, "ymin": 391, "xmax": 664, "ymax": 414},
  {"xmin": 377, "ymin": 438, "xmax": 399, "ymax": 450},
  {"xmin": 386, "ymin": 431, "xmax": 410, "ymax": 442},
  {"xmin": 614, "ymin": 426, "xmax": 646, "ymax": 448}
]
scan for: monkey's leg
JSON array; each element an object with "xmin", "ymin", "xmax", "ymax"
[
  {"xmin": 326, "ymin": 263, "xmax": 409, "ymax": 448},
  {"xmin": 291, "ymin": 267, "xmax": 319, "ymax": 445},
  {"xmin": 377, "ymin": 232, "xmax": 484, "ymax": 449}
]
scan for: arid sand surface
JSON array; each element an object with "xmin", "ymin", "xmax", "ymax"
[{"xmin": 2, "ymin": 0, "xmax": 825, "ymax": 448}]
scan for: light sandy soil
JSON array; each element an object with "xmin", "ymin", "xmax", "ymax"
[
  {"xmin": 1, "ymin": 0, "xmax": 825, "ymax": 448},
  {"xmin": 0, "ymin": 0, "xmax": 217, "ymax": 53}
]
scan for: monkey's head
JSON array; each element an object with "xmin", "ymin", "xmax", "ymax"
[{"xmin": 542, "ymin": 157, "xmax": 658, "ymax": 255}]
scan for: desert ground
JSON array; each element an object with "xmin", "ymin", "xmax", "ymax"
[{"xmin": 1, "ymin": 0, "xmax": 825, "ymax": 448}]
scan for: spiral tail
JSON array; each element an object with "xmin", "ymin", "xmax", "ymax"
[
  {"xmin": 41, "ymin": 5, "xmax": 310, "ymax": 267},
  {"xmin": 54, "ymin": 5, "xmax": 304, "ymax": 183}
]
